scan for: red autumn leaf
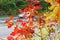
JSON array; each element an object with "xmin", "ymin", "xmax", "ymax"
[
  {"xmin": 56, "ymin": 0, "xmax": 60, "ymax": 4},
  {"xmin": 10, "ymin": 32, "xmax": 16, "ymax": 36},
  {"xmin": 16, "ymin": 19, "xmax": 23, "ymax": 22},
  {"xmin": 15, "ymin": 35, "xmax": 22, "ymax": 40},
  {"xmin": 9, "ymin": 16, "xmax": 14, "ymax": 20},
  {"xmin": 23, "ymin": 27, "xmax": 34, "ymax": 34},
  {"xmin": 18, "ymin": 30, "xmax": 24, "ymax": 34},
  {"xmin": 29, "ymin": 29, "xmax": 34, "ymax": 34},
  {"xmin": 28, "ymin": 7, "xmax": 33, "ymax": 12},
  {"xmin": 23, "ymin": 8, "xmax": 28, "ymax": 12},
  {"xmin": 8, "ymin": 22, "xmax": 14, "ymax": 28},
  {"xmin": 8, "ymin": 24, "xmax": 12, "ymax": 28},
  {"xmin": 18, "ymin": 9, "xmax": 23, "ymax": 13},
  {"xmin": 27, "ymin": 4, "xmax": 34, "ymax": 8},
  {"xmin": 21, "ymin": 22, "xmax": 27, "ymax": 27},
  {"xmin": 27, "ymin": 4, "xmax": 32, "ymax": 7},
  {"xmin": 35, "ymin": 6, "xmax": 41, "ymax": 9},
  {"xmin": 7, "ymin": 36, "xmax": 14, "ymax": 40},
  {"xmin": 18, "ymin": 28, "xmax": 29, "ymax": 34},
  {"xmin": 5, "ymin": 20, "xmax": 9, "ymax": 23},
  {"xmin": 10, "ymin": 26, "xmax": 19, "ymax": 36},
  {"xmin": 34, "ymin": 1, "xmax": 40, "ymax": 5},
  {"xmin": 24, "ymin": 27, "xmax": 34, "ymax": 34},
  {"xmin": 18, "ymin": 27, "xmax": 34, "ymax": 38}
]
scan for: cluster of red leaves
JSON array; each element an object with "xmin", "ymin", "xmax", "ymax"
[
  {"xmin": 5, "ymin": 20, "xmax": 14, "ymax": 28},
  {"xmin": 56, "ymin": 0, "xmax": 60, "ymax": 4},
  {"xmin": 16, "ymin": 19, "xmax": 23, "ymax": 22},
  {"xmin": 18, "ymin": 0, "xmax": 41, "ymax": 13},
  {"xmin": 7, "ymin": 36, "xmax": 14, "ymax": 40},
  {"xmin": 2, "ymin": 0, "xmax": 59, "ymax": 40},
  {"xmin": 5, "ymin": 0, "xmax": 42, "ymax": 39},
  {"xmin": 10, "ymin": 25, "xmax": 34, "ymax": 38},
  {"xmin": 5, "ymin": 19, "xmax": 34, "ymax": 40},
  {"xmin": 18, "ymin": 5, "xmax": 41, "ymax": 14}
]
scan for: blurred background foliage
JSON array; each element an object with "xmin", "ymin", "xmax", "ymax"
[{"xmin": 0, "ymin": 0, "xmax": 50, "ymax": 17}]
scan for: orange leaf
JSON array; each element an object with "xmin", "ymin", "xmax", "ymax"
[
  {"xmin": 9, "ymin": 16, "xmax": 14, "ymax": 20},
  {"xmin": 56, "ymin": 12, "xmax": 60, "ymax": 16},
  {"xmin": 18, "ymin": 9, "xmax": 23, "ymax": 13},
  {"xmin": 8, "ymin": 22, "xmax": 14, "ymax": 28}
]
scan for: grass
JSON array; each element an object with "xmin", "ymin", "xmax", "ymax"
[
  {"xmin": 0, "ymin": 15, "xmax": 18, "ymax": 18},
  {"xmin": 0, "ymin": 15, "xmax": 8, "ymax": 18}
]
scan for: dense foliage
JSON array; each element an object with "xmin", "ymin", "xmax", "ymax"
[{"xmin": 0, "ymin": 0, "xmax": 50, "ymax": 17}]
